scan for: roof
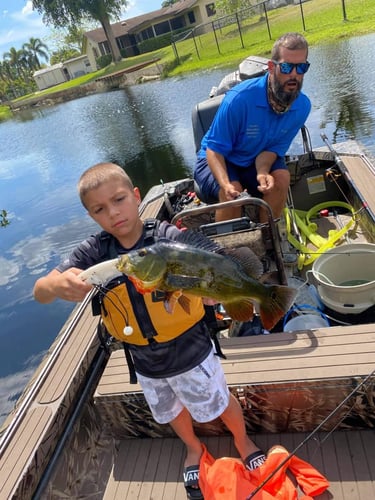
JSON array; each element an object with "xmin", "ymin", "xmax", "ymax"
[
  {"xmin": 84, "ymin": 0, "xmax": 198, "ymax": 43},
  {"xmin": 33, "ymin": 63, "xmax": 64, "ymax": 76}
]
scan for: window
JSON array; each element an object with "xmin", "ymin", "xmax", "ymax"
[
  {"xmin": 187, "ymin": 11, "xmax": 196, "ymax": 24},
  {"xmin": 170, "ymin": 15, "xmax": 186, "ymax": 30},
  {"xmin": 99, "ymin": 41, "xmax": 111, "ymax": 55},
  {"xmin": 140, "ymin": 27, "xmax": 154, "ymax": 41},
  {"xmin": 154, "ymin": 20, "xmax": 170, "ymax": 36},
  {"xmin": 206, "ymin": 3, "xmax": 216, "ymax": 17}
]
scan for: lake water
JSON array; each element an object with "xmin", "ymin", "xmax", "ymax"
[{"xmin": 1, "ymin": 33, "xmax": 375, "ymax": 425}]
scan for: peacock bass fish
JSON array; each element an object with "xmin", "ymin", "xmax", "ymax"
[{"xmin": 116, "ymin": 231, "xmax": 297, "ymax": 331}]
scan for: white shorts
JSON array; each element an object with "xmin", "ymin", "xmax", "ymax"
[{"xmin": 136, "ymin": 348, "xmax": 230, "ymax": 424}]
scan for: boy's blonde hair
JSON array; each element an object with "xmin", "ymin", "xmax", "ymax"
[{"xmin": 78, "ymin": 162, "xmax": 134, "ymax": 208}]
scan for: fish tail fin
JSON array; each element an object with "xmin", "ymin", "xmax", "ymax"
[{"xmin": 259, "ymin": 285, "xmax": 297, "ymax": 331}]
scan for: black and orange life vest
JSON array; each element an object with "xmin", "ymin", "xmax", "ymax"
[{"xmin": 92, "ymin": 219, "xmax": 205, "ymax": 346}]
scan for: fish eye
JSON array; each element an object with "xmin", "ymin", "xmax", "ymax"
[{"xmin": 138, "ymin": 249, "xmax": 147, "ymax": 257}]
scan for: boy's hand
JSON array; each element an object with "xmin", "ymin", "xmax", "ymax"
[
  {"xmin": 56, "ymin": 268, "xmax": 93, "ymax": 302},
  {"xmin": 33, "ymin": 267, "xmax": 93, "ymax": 304}
]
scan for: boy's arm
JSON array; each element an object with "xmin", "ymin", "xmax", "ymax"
[{"xmin": 33, "ymin": 268, "xmax": 93, "ymax": 304}]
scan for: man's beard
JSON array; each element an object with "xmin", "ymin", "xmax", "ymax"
[{"xmin": 271, "ymin": 77, "xmax": 302, "ymax": 107}]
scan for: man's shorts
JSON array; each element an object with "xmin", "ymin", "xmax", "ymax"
[
  {"xmin": 136, "ymin": 348, "xmax": 230, "ymax": 424},
  {"xmin": 194, "ymin": 155, "xmax": 287, "ymax": 203}
]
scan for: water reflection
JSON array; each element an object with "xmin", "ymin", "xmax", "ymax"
[
  {"xmin": 305, "ymin": 34, "xmax": 375, "ymax": 147},
  {"xmin": 1, "ymin": 33, "xmax": 375, "ymax": 425}
]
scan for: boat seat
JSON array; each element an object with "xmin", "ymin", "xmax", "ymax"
[{"xmin": 191, "ymin": 94, "xmax": 224, "ymax": 152}]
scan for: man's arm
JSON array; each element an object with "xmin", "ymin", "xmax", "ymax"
[
  {"xmin": 206, "ymin": 148, "xmax": 241, "ymax": 201},
  {"xmin": 255, "ymin": 151, "xmax": 277, "ymax": 194},
  {"xmin": 33, "ymin": 268, "xmax": 92, "ymax": 304}
]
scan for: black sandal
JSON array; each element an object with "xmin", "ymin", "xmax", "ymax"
[{"xmin": 183, "ymin": 465, "xmax": 203, "ymax": 499}]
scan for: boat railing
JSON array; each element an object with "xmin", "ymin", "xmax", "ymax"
[{"xmin": 0, "ymin": 290, "xmax": 96, "ymax": 459}]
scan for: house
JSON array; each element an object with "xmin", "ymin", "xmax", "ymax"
[
  {"xmin": 33, "ymin": 55, "xmax": 92, "ymax": 91},
  {"xmin": 83, "ymin": 0, "xmax": 218, "ymax": 70}
]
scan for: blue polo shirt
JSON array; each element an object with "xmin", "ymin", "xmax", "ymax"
[{"xmin": 198, "ymin": 74, "xmax": 311, "ymax": 166}]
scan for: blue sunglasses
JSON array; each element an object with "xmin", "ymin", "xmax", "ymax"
[{"xmin": 272, "ymin": 61, "xmax": 310, "ymax": 75}]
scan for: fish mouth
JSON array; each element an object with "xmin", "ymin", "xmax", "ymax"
[{"xmin": 116, "ymin": 255, "xmax": 131, "ymax": 273}]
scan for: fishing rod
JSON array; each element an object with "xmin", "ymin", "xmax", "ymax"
[
  {"xmin": 245, "ymin": 366, "xmax": 375, "ymax": 499},
  {"xmin": 320, "ymin": 133, "xmax": 375, "ymax": 221}
]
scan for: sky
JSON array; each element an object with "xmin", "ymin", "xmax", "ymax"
[{"xmin": 0, "ymin": 0, "xmax": 164, "ymax": 58}]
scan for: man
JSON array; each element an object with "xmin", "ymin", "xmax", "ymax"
[{"xmin": 194, "ymin": 32, "xmax": 311, "ymax": 222}]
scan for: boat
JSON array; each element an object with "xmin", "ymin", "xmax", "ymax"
[{"xmin": 1, "ymin": 57, "xmax": 375, "ymax": 499}]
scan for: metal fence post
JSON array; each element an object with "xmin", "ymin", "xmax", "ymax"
[
  {"xmin": 192, "ymin": 32, "xmax": 200, "ymax": 60},
  {"xmin": 212, "ymin": 21, "xmax": 221, "ymax": 55},
  {"xmin": 263, "ymin": 3, "xmax": 272, "ymax": 41},
  {"xmin": 171, "ymin": 40, "xmax": 179, "ymax": 65},
  {"xmin": 341, "ymin": 0, "xmax": 348, "ymax": 21},
  {"xmin": 236, "ymin": 12, "xmax": 245, "ymax": 49},
  {"xmin": 298, "ymin": 0, "xmax": 306, "ymax": 31}
]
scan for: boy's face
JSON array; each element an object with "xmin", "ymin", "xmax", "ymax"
[{"xmin": 84, "ymin": 180, "xmax": 142, "ymax": 240}]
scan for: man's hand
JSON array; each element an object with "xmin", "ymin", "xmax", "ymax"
[
  {"xmin": 222, "ymin": 181, "xmax": 241, "ymax": 201},
  {"xmin": 257, "ymin": 173, "xmax": 275, "ymax": 194}
]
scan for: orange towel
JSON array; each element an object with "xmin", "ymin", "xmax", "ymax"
[{"xmin": 199, "ymin": 444, "xmax": 329, "ymax": 499}]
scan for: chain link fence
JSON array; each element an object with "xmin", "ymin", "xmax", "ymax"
[{"xmin": 171, "ymin": 0, "xmax": 373, "ymax": 63}]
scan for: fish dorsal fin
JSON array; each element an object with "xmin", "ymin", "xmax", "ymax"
[
  {"xmin": 175, "ymin": 230, "xmax": 223, "ymax": 253},
  {"xmin": 176, "ymin": 230, "xmax": 263, "ymax": 279},
  {"xmin": 223, "ymin": 246, "xmax": 264, "ymax": 280}
]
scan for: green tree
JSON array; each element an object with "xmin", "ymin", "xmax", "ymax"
[
  {"xmin": 50, "ymin": 47, "xmax": 81, "ymax": 65},
  {"xmin": 161, "ymin": 0, "xmax": 178, "ymax": 7},
  {"xmin": 215, "ymin": 0, "xmax": 253, "ymax": 15},
  {"xmin": 32, "ymin": 0, "xmax": 129, "ymax": 63},
  {"xmin": 1, "ymin": 210, "xmax": 10, "ymax": 228},
  {"xmin": 22, "ymin": 37, "xmax": 49, "ymax": 69}
]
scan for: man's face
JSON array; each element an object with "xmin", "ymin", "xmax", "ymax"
[{"xmin": 268, "ymin": 47, "xmax": 308, "ymax": 106}]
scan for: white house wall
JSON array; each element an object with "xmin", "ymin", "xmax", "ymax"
[
  {"xmin": 34, "ymin": 67, "xmax": 67, "ymax": 91},
  {"xmin": 64, "ymin": 57, "xmax": 92, "ymax": 79}
]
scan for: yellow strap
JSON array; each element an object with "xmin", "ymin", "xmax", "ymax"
[{"xmin": 284, "ymin": 202, "xmax": 355, "ymax": 269}]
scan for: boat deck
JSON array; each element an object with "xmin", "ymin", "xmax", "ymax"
[
  {"xmin": 95, "ymin": 322, "xmax": 375, "ymax": 499},
  {"xmin": 103, "ymin": 429, "xmax": 375, "ymax": 499}
]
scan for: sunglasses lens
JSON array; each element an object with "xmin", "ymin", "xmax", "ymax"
[
  {"xmin": 277, "ymin": 62, "xmax": 310, "ymax": 74},
  {"xmin": 279, "ymin": 63, "xmax": 293, "ymax": 74},
  {"xmin": 296, "ymin": 62, "xmax": 310, "ymax": 74}
]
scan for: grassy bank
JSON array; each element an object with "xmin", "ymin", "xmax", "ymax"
[{"xmin": 5, "ymin": 0, "xmax": 375, "ymax": 113}]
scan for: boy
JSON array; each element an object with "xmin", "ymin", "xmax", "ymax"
[{"xmin": 33, "ymin": 162, "xmax": 265, "ymax": 499}]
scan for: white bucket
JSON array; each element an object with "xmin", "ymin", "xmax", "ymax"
[
  {"xmin": 284, "ymin": 313, "xmax": 328, "ymax": 332},
  {"xmin": 311, "ymin": 243, "xmax": 375, "ymax": 314}
]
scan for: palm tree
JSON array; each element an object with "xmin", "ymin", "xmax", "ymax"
[
  {"xmin": 22, "ymin": 37, "xmax": 49, "ymax": 69},
  {"xmin": 3, "ymin": 47, "xmax": 25, "ymax": 78},
  {"xmin": 3, "ymin": 47, "xmax": 30, "ymax": 80}
]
